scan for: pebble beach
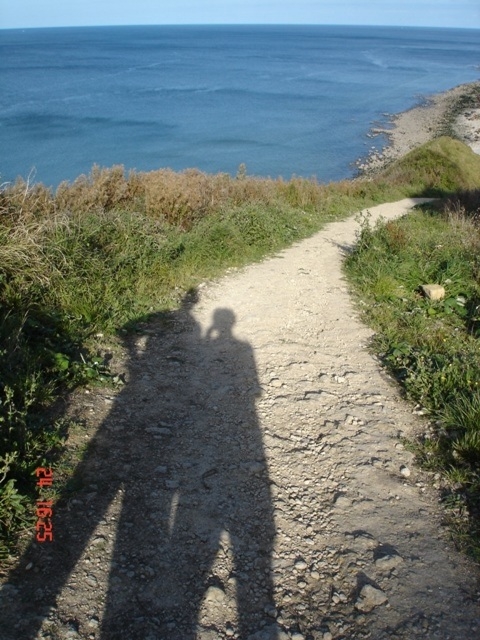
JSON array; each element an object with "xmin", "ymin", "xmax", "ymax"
[{"xmin": 357, "ymin": 81, "xmax": 480, "ymax": 174}]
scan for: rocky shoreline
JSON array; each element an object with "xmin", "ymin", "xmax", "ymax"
[{"xmin": 356, "ymin": 81, "xmax": 480, "ymax": 174}]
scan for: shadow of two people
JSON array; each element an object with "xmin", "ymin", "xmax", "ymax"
[{"xmin": 1, "ymin": 294, "xmax": 278, "ymax": 640}]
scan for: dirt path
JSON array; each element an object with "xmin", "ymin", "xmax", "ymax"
[{"xmin": 1, "ymin": 199, "xmax": 479, "ymax": 640}]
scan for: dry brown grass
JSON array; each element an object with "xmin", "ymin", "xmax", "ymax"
[
  {"xmin": 2, "ymin": 165, "xmax": 338, "ymax": 231},
  {"xmin": 55, "ymin": 165, "xmax": 144, "ymax": 215},
  {"xmin": 2, "ymin": 137, "xmax": 480, "ymax": 230},
  {"xmin": 142, "ymin": 169, "xmax": 227, "ymax": 227},
  {"xmin": 0, "ymin": 179, "xmax": 55, "ymax": 223},
  {"xmin": 0, "ymin": 220, "xmax": 52, "ymax": 290},
  {"xmin": 142, "ymin": 168, "xmax": 290, "ymax": 228}
]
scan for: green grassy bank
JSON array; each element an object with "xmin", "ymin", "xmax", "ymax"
[
  {"xmin": 345, "ymin": 185, "xmax": 480, "ymax": 560},
  {"xmin": 1, "ymin": 135, "xmax": 480, "ymax": 557}
]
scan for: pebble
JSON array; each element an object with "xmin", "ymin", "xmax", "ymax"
[
  {"xmin": 334, "ymin": 495, "xmax": 351, "ymax": 508},
  {"xmin": 355, "ymin": 585, "xmax": 388, "ymax": 612},
  {"xmin": 204, "ymin": 585, "xmax": 227, "ymax": 605},
  {"xmin": 155, "ymin": 465, "xmax": 168, "ymax": 474},
  {"xmin": 400, "ymin": 465, "xmax": 411, "ymax": 477},
  {"xmin": 246, "ymin": 461, "xmax": 264, "ymax": 475},
  {"xmin": 264, "ymin": 605, "xmax": 277, "ymax": 618},
  {"xmin": 375, "ymin": 554, "xmax": 404, "ymax": 570},
  {"xmin": 331, "ymin": 590, "xmax": 348, "ymax": 604},
  {"xmin": 270, "ymin": 379, "xmax": 283, "ymax": 388},
  {"xmin": 85, "ymin": 575, "xmax": 98, "ymax": 588}
]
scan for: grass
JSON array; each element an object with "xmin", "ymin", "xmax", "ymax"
[
  {"xmin": 344, "ymin": 189, "xmax": 480, "ymax": 559},
  {"xmin": 1, "ymin": 134, "xmax": 480, "ymax": 556},
  {"xmin": 380, "ymin": 136, "xmax": 480, "ymax": 196}
]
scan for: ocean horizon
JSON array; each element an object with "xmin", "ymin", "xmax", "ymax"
[{"xmin": 0, "ymin": 24, "xmax": 479, "ymax": 188}]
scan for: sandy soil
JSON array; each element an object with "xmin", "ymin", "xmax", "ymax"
[
  {"xmin": 1, "ymin": 198, "xmax": 479, "ymax": 640},
  {"xmin": 356, "ymin": 82, "xmax": 480, "ymax": 173}
]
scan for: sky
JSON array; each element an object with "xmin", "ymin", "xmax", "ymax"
[{"xmin": 1, "ymin": 0, "xmax": 480, "ymax": 30}]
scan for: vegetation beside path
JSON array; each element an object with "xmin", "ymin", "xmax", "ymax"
[
  {"xmin": 345, "ymin": 186, "xmax": 480, "ymax": 560},
  {"xmin": 1, "ymin": 136, "xmax": 480, "ymax": 557}
]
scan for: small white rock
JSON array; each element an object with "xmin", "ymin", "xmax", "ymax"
[
  {"xmin": 420, "ymin": 284, "xmax": 445, "ymax": 301},
  {"xmin": 355, "ymin": 584, "xmax": 388, "ymax": 612},
  {"xmin": 334, "ymin": 495, "xmax": 351, "ymax": 508},
  {"xmin": 270, "ymin": 378, "xmax": 283, "ymax": 388},
  {"xmin": 204, "ymin": 585, "xmax": 226, "ymax": 605},
  {"xmin": 375, "ymin": 554, "xmax": 404, "ymax": 570}
]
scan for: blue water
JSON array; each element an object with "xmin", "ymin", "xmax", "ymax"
[{"xmin": 0, "ymin": 25, "xmax": 479, "ymax": 187}]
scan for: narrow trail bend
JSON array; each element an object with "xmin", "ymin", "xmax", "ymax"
[{"xmin": 1, "ymin": 198, "xmax": 479, "ymax": 640}]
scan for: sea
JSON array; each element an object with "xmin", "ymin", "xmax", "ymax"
[{"xmin": 0, "ymin": 25, "xmax": 479, "ymax": 188}]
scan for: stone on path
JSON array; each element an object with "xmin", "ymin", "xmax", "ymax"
[{"xmin": 355, "ymin": 584, "xmax": 388, "ymax": 612}]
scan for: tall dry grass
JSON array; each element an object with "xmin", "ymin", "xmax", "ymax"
[{"xmin": 2, "ymin": 165, "xmax": 380, "ymax": 230}]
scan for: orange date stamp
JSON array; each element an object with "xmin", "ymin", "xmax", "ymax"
[{"xmin": 35, "ymin": 467, "xmax": 53, "ymax": 542}]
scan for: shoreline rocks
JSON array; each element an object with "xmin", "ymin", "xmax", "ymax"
[{"xmin": 355, "ymin": 81, "xmax": 480, "ymax": 175}]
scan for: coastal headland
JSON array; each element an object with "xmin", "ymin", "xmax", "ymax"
[{"xmin": 356, "ymin": 81, "xmax": 480, "ymax": 173}]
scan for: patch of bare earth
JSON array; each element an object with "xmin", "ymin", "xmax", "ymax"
[{"xmin": 1, "ymin": 199, "xmax": 479, "ymax": 640}]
